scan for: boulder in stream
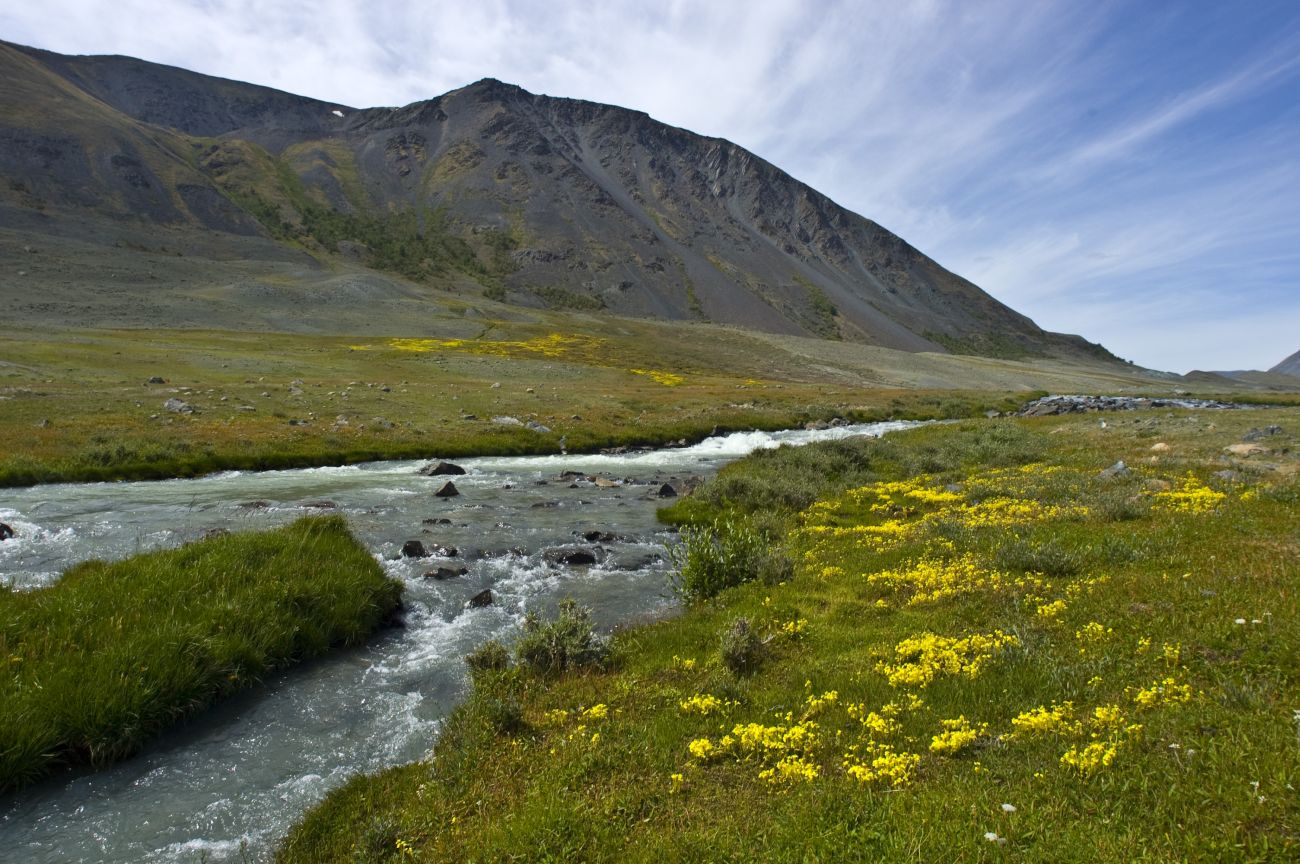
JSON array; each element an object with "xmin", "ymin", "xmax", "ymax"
[
  {"xmin": 401, "ymin": 540, "xmax": 427, "ymax": 558},
  {"xmin": 0, "ymin": 523, "xmax": 14, "ymax": 541},
  {"xmin": 434, "ymin": 481, "xmax": 460, "ymax": 498},
  {"xmin": 544, "ymin": 546, "xmax": 600, "ymax": 567},
  {"xmin": 420, "ymin": 461, "xmax": 466, "ymax": 476},
  {"xmin": 468, "ymin": 589, "xmax": 494, "ymax": 608}
]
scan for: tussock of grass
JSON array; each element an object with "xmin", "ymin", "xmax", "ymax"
[
  {"xmin": 0, "ymin": 516, "xmax": 402, "ymax": 792},
  {"xmin": 279, "ymin": 409, "xmax": 1299, "ymax": 863}
]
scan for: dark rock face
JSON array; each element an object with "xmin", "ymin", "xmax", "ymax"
[
  {"xmin": 468, "ymin": 589, "xmax": 493, "ymax": 608},
  {"xmin": 0, "ymin": 41, "xmax": 1105, "ymax": 359},
  {"xmin": 401, "ymin": 540, "xmax": 427, "ymax": 558},
  {"xmin": 655, "ymin": 483, "xmax": 678, "ymax": 498},
  {"xmin": 434, "ymin": 481, "xmax": 460, "ymax": 498},
  {"xmin": 420, "ymin": 460, "xmax": 466, "ymax": 476},
  {"xmin": 0, "ymin": 522, "xmax": 14, "ymax": 541}
]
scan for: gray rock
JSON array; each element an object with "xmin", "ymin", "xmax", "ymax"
[
  {"xmin": 147, "ymin": 376, "xmax": 166, "ymax": 384},
  {"xmin": 1242, "ymin": 425, "xmax": 1284, "ymax": 442},
  {"xmin": 163, "ymin": 397, "xmax": 193, "ymax": 414},
  {"xmin": 420, "ymin": 461, "xmax": 467, "ymax": 476},
  {"xmin": 422, "ymin": 517, "xmax": 452, "ymax": 525},
  {"xmin": 401, "ymin": 540, "xmax": 427, "ymax": 558},
  {"xmin": 434, "ymin": 481, "xmax": 460, "ymax": 498},
  {"xmin": 492, "ymin": 415, "xmax": 523, "ymax": 426},
  {"xmin": 1099, "ymin": 460, "xmax": 1130, "ymax": 479},
  {"xmin": 300, "ymin": 500, "xmax": 337, "ymax": 509},
  {"xmin": 525, "ymin": 420, "xmax": 551, "ymax": 433},
  {"xmin": 468, "ymin": 589, "xmax": 494, "ymax": 608}
]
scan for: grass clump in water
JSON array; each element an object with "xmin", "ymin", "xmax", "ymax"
[{"xmin": 0, "ymin": 515, "xmax": 402, "ymax": 792}]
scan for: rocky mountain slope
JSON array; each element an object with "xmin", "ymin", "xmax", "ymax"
[
  {"xmin": 1271, "ymin": 349, "xmax": 1300, "ymax": 378},
  {"xmin": 1, "ymin": 40, "xmax": 1112, "ymax": 359}
]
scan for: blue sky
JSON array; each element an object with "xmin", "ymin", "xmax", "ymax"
[{"xmin": 5, "ymin": 0, "xmax": 1298, "ymax": 372}]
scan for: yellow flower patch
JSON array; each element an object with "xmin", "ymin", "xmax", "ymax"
[{"xmin": 876, "ymin": 630, "xmax": 1019, "ymax": 688}]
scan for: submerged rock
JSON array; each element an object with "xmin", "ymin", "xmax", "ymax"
[
  {"xmin": 468, "ymin": 589, "xmax": 494, "ymax": 608},
  {"xmin": 401, "ymin": 540, "xmax": 427, "ymax": 558},
  {"xmin": 544, "ymin": 546, "xmax": 600, "ymax": 567},
  {"xmin": 424, "ymin": 565, "xmax": 469, "ymax": 580}
]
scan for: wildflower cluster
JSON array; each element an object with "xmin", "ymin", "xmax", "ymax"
[
  {"xmin": 1131, "ymin": 677, "xmax": 1195, "ymax": 708},
  {"xmin": 628, "ymin": 368, "xmax": 685, "ymax": 386},
  {"xmin": 865, "ymin": 554, "xmax": 1015, "ymax": 606},
  {"xmin": 876, "ymin": 630, "xmax": 1020, "ymax": 688},
  {"xmin": 1150, "ymin": 474, "xmax": 1227, "ymax": 514},
  {"xmin": 929, "ymin": 716, "xmax": 988, "ymax": 755},
  {"xmin": 1010, "ymin": 702, "xmax": 1077, "ymax": 738},
  {"xmin": 679, "ymin": 694, "xmax": 728, "ymax": 716},
  {"xmin": 843, "ymin": 742, "xmax": 921, "ymax": 787}
]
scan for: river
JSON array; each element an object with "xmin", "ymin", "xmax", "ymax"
[{"xmin": 0, "ymin": 421, "xmax": 918, "ymax": 863}]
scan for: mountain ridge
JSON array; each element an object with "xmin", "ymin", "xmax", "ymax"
[{"xmin": 1, "ymin": 40, "xmax": 1115, "ymax": 361}]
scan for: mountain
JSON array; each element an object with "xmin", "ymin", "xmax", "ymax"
[
  {"xmin": 1271, "ymin": 349, "xmax": 1300, "ymax": 378},
  {"xmin": 0, "ymin": 40, "xmax": 1113, "ymax": 359}
]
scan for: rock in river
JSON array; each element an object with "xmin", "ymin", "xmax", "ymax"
[
  {"xmin": 424, "ymin": 565, "xmax": 469, "ymax": 580},
  {"xmin": 434, "ymin": 481, "xmax": 460, "ymax": 498},
  {"xmin": 420, "ymin": 460, "xmax": 466, "ymax": 476},
  {"xmin": 0, "ymin": 523, "xmax": 14, "ymax": 541},
  {"xmin": 544, "ymin": 546, "xmax": 600, "ymax": 567},
  {"xmin": 401, "ymin": 540, "xmax": 427, "ymax": 558},
  {"xmin": 468, "ymin": 589, "xmax": 494, "ymax": 608}
]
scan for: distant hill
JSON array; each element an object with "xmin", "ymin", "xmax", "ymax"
[
  {"xmin": 1271, "ymin": 349, "xmax": 1300, "ymax": 378},
  {"xmin": 0, "ymin": 40, "xmax": 1115, "ymax": 360}
]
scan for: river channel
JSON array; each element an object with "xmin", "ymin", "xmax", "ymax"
[{"xmin": 0, "ymin": 421, "xmax": 919, "ymax": 863}]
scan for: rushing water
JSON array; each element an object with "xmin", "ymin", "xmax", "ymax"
[{"xmin": 0, "ymin": 422, "xmax": 919, "ymax": 863}]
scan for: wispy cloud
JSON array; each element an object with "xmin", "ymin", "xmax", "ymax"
[{"xmin": 3, "ymin": 0, "xmax": 1298, "ymax": 372}]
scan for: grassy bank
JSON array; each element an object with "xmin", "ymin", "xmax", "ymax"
[
  {"xmin": 0, "ymin": 516, "xmax": 402, "ymax": 792},
  {"xmin": 279, "ymin": 408, "xmax": 1299, "ymax": 862}
]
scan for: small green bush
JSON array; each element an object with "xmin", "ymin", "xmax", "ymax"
[
  {"xmin": 465, "ymin": 640, "xmax": 511, "ymax": 678},
  {"xmin": 719, "ymin": 617, "xmax": 763, "ymax": 677},
  {"xmin": 515, "ymin": 599, "xmax": 608, "ymax": 676},
  {"xmin": 668, "ymin": 516, "xmax": 768, "ymax": 601}
]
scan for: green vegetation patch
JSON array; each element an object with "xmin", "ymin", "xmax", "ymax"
[
  {"xmin": 0, "ymin": 516, "xmax": 402, "ymax": 792},
  {"xmin": 279, "ymin": 408, "xmax": 1299, "ymax": 862}
]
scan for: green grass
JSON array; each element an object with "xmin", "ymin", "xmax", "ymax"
[
  {"xmin": 0, "ymin": 516, "xmax": 402, "ymax": 792},
  {"xmin": 0, "ymin": 324, "xmax": 1050, "ymax": 488},
  {"xmin": 278, "ymin": 408, "xmax": 1300, "ymax": 862}
]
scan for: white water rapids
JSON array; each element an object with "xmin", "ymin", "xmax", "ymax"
[{"xmin": 0, "ymin": 421, "xmax": 918, "ymax": 863}]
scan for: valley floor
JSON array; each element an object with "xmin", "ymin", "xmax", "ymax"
[{"xmin": 279, "ymin": 407, "xmax": 1300, "ymax": 863}]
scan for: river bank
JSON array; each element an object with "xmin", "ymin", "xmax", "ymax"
[
  {"xmin": 0, "ymin": 421, "xmax": 921, "ymax": 862},
  {"xmin": 280, "ymin": 407, "xmax": 1300, "ymax": 863}
]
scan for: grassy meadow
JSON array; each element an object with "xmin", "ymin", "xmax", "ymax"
[
  {"xmin": 0, "ymin": 314, "xmax": 1235, "ymax": 487},
  {"xmin": 0, "ymin": 516, "xmax": 402, "ymax": 792},
  {"xmin": 278, "ymin": 407, "xmax": 1299, "ymax": 862}
]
